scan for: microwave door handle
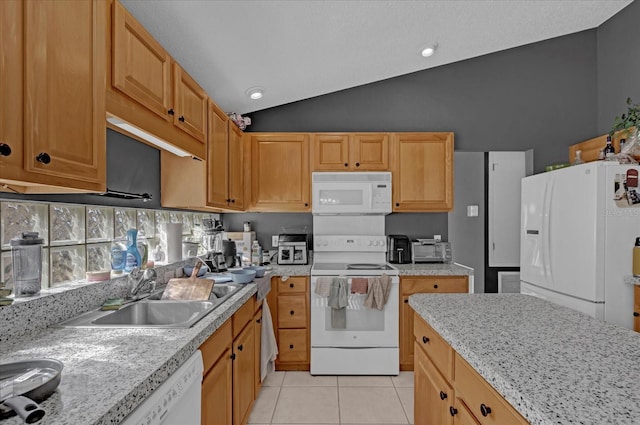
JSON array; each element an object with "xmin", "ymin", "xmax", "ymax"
[{"xmin": 368, "ymin": 184, "xmax": 373, "ymax": 209}]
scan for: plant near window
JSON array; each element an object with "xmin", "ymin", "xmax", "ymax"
[{"xmin": 610, "ymin": 97, "xmax": 640, "ymax": 137}]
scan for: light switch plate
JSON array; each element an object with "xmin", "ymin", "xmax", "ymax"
[{"xmin": 467, "ymin": 205, "xmax": 479, "ymax": 217}]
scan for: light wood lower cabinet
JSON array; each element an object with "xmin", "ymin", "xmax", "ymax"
[
  {"xmin": 201, "ymin": 320, "xmax": 233, "ymax": 425},
  {"xmin": 267, "ymin": 276, "xmax": 310, "ymax": 370},
  {"xmin": 233, "ymin": 319, "xmax": 255, "ymax": 425},
  {"xmin": 253, "ymin": 304, "xmax": 263, "ymax": 397},
  {"xmin": 400, "ymin": 276, "xmax": 468, "ymax": 370},
  {"xmin": 634, "ymin": 285, "xmax": 640, "ymax": 332},
  {"xmin": 413, "ymin": 312, "xmax": 529, "ymax": 425}
]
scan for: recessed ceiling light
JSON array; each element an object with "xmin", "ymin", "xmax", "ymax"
[
  {"xmin": 246, "ymin": 87, "xmax": 264, "ymax": 100},
  {"xmin": 421, "ymin": 43, "xmax": 438, "ymax": 57}
]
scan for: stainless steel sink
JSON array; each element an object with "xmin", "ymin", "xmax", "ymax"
[{"xmin": 56, "ymin": 283, "xmax": 243, "ymax": 329}]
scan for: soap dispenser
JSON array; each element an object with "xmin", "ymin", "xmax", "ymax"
[{"xmin": 125, "ymin": 229, "xmax": 142, "ymax": 273}]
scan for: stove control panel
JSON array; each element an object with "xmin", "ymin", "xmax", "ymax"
[{"xmin": 314, "ymin": 235, "xmax": 387, "ymax": 252}]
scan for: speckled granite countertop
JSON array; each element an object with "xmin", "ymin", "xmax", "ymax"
[
  {"xmin": 409, "ymin": 293, "xmax": 640, "ymax": 425},
  {"xmin": 268, "ymin": 263, "xmax": 312, "ymax": 276},
  {"xmin": 394, "ymin": 262, "xmax": 473, "ymax": 276},
  {"xmin": 0, "ymin": 284, "xmax": 257, "ymax": 425}
]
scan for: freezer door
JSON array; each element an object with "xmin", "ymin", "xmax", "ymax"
[{"xmin": 520, "ymin": 172, "xmax": 550, "ymax": 288}]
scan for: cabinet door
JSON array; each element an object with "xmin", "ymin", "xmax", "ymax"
[
  {"xmin": 112, "ymin": 1, "xmax": 171, "ymax": 121},
  {"xmin": 351, "ymin": 134, "xmax": 389, "ymax": 170},
  {"xmin": 173, "ymin": 63, "xmax": 208, "ymax": 143},
  {"xmin": 250, "ymin": 134, "xmax": 310, "ymax": 211},
  {"xmin": 634, "ymin": 286, "xmax": 640, "ymax": 333},
  {"xmin": 391, "ymin": 133, "xmax": 453, "ymax": 211},
  {"xmin": 311, "ymin": 134, "xmax": 350, "ymax": 171},
  {"xmin": 0, "ymin": 0, "xmax": 23, "ymax": 180},
  {"xmin": 227, "ymin": 123, "xmax": 245, "ymax": 210},
  {"xmin": 207, "ymin": 100, "xmax": 229, "ymax": 209},
  {"xmin": 415, "ymin": 342, "xmax": 454, "ymax": 425},
  {"xmin": 23, "ymin": 0, "xmax": 106, "ymax": 189},
  {"xmin": 253, "ymin": 308, "xmax": 263, "ymax": 396},
  {"xmin": 233, "ymin": 323, "xmax": 255, "ymax": 425},
  {"xmin": 202, "ymin": 347, "xmax": 233, "ymax": 425},
  {"xmin": 400, "ymin": 295, "xmax": 414, "ymax": 369}
]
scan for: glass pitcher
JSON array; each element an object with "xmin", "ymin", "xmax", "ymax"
[{"xmin": 11, "ymin": 232, "xmax": 44, "ymax": 297}]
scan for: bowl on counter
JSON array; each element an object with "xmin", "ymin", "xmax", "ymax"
[
  {"xmin": 230, "ymin": 269, "xmax": 256, "ymax": 284},
  {"xmin": 243, "ymin": 265, "xmax": 266, "ymax": 278},
  {"xmin": 183, "ymin": 264, "xmax": 208, "ymax": 277}
]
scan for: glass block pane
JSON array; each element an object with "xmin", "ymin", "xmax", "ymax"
[
  {"xmin": 183, "ymin": 213, "xmax": 194, "ymax": 236},
  {"xmin": 86, "ymin": 207, "xmax": 113, "ymax": 243},
  {"xmin": 114, "ymin": 208, "xmax": 136, "ymax": 240},
  {"xmin": 155, "ymin": 211, "xmax": 170, "ymax": 242},
  {"xmin": 1, "ymin": 250, "xmax": 12, "ymax": 290},
  {"xmin": 87, "ymin": 243, "xmax": 111, "ymax": 273},
  {"xmin": 50, "ymin": 204, "xmax": 85, "ymax": 246},
  {"xmin": 137, "ymin": 210, "xmax": 155, "ymax": 239},
  {"xmin": 50, "ymin": 245, "xmax": 86, "ymax": 286},
  {"xmin": 1, "ymin": 201, "xmax": 49, "ymax": 249}
]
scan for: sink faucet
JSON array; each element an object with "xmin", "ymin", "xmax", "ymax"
[{"xmin": 128, "ymin": 268, "xmax": 157, "ymax": 300}]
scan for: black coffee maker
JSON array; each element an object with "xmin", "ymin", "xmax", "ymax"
[{"xmin": 387, "ymin": 235, "xmax": 411, "ymax": 264}]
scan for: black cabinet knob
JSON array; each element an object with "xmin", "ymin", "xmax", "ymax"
[
  {"xmin": 634, "ymin": 312, "xmax": 639, "ymax": 317},
  {"xmin": 480, "ymin": 404, "xmax": 492, "ymax": 417},
  {"xmin": 434, "ymin": 284, "xmax": 439, "ymax": 289},
  {"xmin": 226, "ymin": 198, "xmax": 231, "ymax": 203},
  {"xmin": 395, "ymin": 203, "xmax": 400, "ymax": 207},
  {"xmin": 168, "ymin": 108, "xmax": 175, "ymax": 115},
  {"xmin": 449, "ymin": 406, "xmax": 457, "ymax": 417},
  {"xmin": 230, "ymin": 353, "xmax": 236, "ymax": 360},
  {"xmin": 36, "ymin": 152, "xmax": 51, "ymax": 164},
  {"xmin": 0, "ymin": 143, "xmax": 11, "ymax": 157},
  {"xmin": 178, "ymin": 115, "xmax": 185, "ymax": 122},
  {"xmin": 256, "ymin": 318, "xmax": 261, "ymax": 323},
  {"xmin": 289, "ymin": 344, "xmax": 294, "ymax": 349},
  {"xmin": 344, "ymin": 163, "xmax": 348, "ymax": 167},
  {"xmin": 290, "ymin": 310, "xmax": 295, "ymax": 315},
  {"xmin": 404, "ymin": 299, "xmax": 409, "ymax": 303},
  {"xmin": 355, "ymin": 162, "xmax": 360, "ymax": 167},
  {"xmin": 238, "ymin": 344, "xmax": 244, "ymax": 351},
  {"xmin": 231, "ymin": 199, "xmax": 235, "ymax": 203},
  {"xmin": 422, "ymin": 336, "xmax": 429, "ymax": 344},
  {"xmin": 304, "ymin": 203, "xmax": 309, "ymax": 207},
  {"xmin": 289, "ymin": 283, "xmax": 294, "ymax": 288},
  {"xmin": 439, "ymin": 391, "xmax": 447, "ymax": 400}
]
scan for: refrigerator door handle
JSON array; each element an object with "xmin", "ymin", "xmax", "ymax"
[{"xmin": 542, "ymin": 177, "xmax": 554, "ymax": 284}]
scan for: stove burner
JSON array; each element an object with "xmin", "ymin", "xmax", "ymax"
[{"xmin": 347, "ymin": 263, "xmax": 386, "ymax": 270}]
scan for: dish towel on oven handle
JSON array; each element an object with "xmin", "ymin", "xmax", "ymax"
[
  {"xmin": 328, "ymin": 277, "xmax": 348, "ymax": 329},
  {"xmin": 363, "ymin": 274, "xmax": 391, "ymax": 310},
  {"xmin": 314, "ymin": 277, "xmax": 332, "ymax": 297}
]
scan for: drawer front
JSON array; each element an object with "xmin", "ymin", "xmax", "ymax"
[
  {"xmin": 413, "ymin": 312, "xmax": 453, "ymax": 380},
  {"xmin": 454, "ymin": 354, "xmax": 528, "ymax": 425},
  {"xmin": 200, "ymin": 320, "xmax": 232, "ymax": 375},
  {"xmin": 277, "ymin": 276, "xmax": 308, "ymax": 294},
  {"xmin": 232, "ymin": 298, "xmax": 255, "ymax": 339},
  {"xmin": 454, "ymin": 399, "xmax": 482, "ymax": 425},
  {"xmin": 278, "ymin": 295, "xmax": 307, "ymax": 328},
  {"xmin": 278, "ymin": 329, "xmax": 308, "ymax": 363},
  {"xmin": 403, "ymin": 276, "xmax": 468, "ymax": 295}
]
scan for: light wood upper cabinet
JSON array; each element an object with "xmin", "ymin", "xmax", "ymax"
[
  {"xmin": 108, "ymin": 0, "xmax": 206, "ymax": 159},
  {"xmin": 112, "ymin": 1, "xmax": 171, "ymax": 121},
  {"xmin": 391, "ymin": 132, "xmax": 454, "ymax": 212},
  {"xmin": 311, "ymin": 133, "xmax": 389, "ymax": 171},
  {"xmin": 173, "ymin": 63, "xmax": 207, "ymax": 143},
  {"xmin": 1, "ymin": 0, "xmax": 107, "ymax": 193},
  {"xmin": 206, "ymin": 100, "xmax": 244, "ymax": 210},
  {"xmin": 249, "ymin": 134, "xmax": 310, "ymax": 211}
]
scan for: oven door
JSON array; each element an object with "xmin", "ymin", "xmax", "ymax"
[{"xmin": 310, "ymin": 275, "xmax": 399, "ymax": 347}]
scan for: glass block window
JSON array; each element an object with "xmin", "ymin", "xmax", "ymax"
[
  {"xmin": 1, "ymin": 202, "xmax": 49, "ymax": 249},
  {"xmin": 86, "ymin": 207, "xmax": 114, "ymax": 243},
  {"xmin": 114, "ymin": 208, "xmax": 137, "ymax": 240},
  {"xmin": 50, "ymin": 204, "xmax": 85, "ymax": 246}
]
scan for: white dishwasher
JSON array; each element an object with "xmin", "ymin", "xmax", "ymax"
[{"xmin": 121, "ymin": 350, "xmax": 203, "ymax": 425}]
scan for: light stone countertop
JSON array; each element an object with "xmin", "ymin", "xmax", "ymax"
[
  {"xmin": 267, "ymin": 262, "xmax": 472, "ymax": 277},
  {"xmin": 0, "ymin": 283, "xmax": 257, "ymax": 425},
  {"xmin": 409, "ymin": 293, "xmax": 640, "ymax": 425}
]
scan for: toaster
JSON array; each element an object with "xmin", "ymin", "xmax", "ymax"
[
  {"xmin": 387, "ymin": 235, "xmax": 411, "ymax": 264},
  {"xmin": 412, "ymin": 240, "xmax": 452, "ymax": 263}
]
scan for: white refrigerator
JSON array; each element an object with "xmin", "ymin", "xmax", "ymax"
[{"xmin": 520, "ymin": 161, "xmax": 640, "ymax": 329}]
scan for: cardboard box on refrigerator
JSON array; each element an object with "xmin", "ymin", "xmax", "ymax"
[{"xmin": 223, "ymin": 231, "xmax": 256, "ymax": 264}]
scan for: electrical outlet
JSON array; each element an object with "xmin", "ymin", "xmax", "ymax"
[{"xmin": 272, "ymin": 235, "xmax": 279, "ymax": 247}]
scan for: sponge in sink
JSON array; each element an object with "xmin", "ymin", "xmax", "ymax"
[{"xmin": 101, "ymin": 298, "xmax": 125, "ymax": 310}]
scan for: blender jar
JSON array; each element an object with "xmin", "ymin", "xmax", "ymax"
[{"xmin": 10, "ymin": 232, "xmax": 44, "ymax": 297}]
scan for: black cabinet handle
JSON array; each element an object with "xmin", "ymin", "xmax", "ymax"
[
  {"xmin": 168, "ymin": 108, "xmax": 175, "ymax": 116},
  {"xmin": 634, "ymin": 312, "xmax": 639, "ymax": 317},
  {"xmin": 355, "ymin": 162, "xmax": 360, "ymax": 167},
  {"xmin": 289, "ymin": 344, "xmax": 294, "ymax": 349},
  {"xmin": 178, "ymin": 115, "xmax": 185, "ymax": 122},
  {"xmin": 304, "ymin": 203, "xmax": 309, "ymax": 207},
  {"xmin": 231, "ymin": 199, "xmax": 235, "ymax": 203},
  {"xmin": 289, "ymin": 283, "xmax": 294, "ymax": 288},
  {"xmin": 439, "ymin": 391, "xmax": 447, "ymax": 400},
  {"xmin": 404, "ymin": 299, "xmax": 409, "ymax": 303},
  {"xmin": 238, "ymin": 344, "xmax": 243, "ymax": 351},
  {"xmin": 434, "ymin": 284, "xmax": 439, "ymax": 289},
  {"xmin": 230, "ymin": 353, "xmax": 236, "ymax": 360},
  {"xmin": 0, "ymin": 143, "xmax": 11, "ymax": 157},
  {"xmin": 226, "ymin": 198, "xmax": 231, "ymax": 203},
  {"xmin": 480, "ymin": 404, "xmax": 492, "ymax": 417},
  {"xmin": 290, "ymin": 310, "xmax": 295, "ymax": 315},
  {"xmin": 422, "ymin": 336, "xmax": 429, "ymax": 344},
  {"xmin": 344, "ymin": 163, "xmax": 348, "ymax": 167},
  {"xmin": 449, "ymin": 406, "xmax": 457, "ymax": 417},
  {"xmin": 256, "ymin": 318, "xmax": 261, "ymax": 323},
  {"xmin": 36, "ymin": 152, "xmax": 51, "ymax": 164},
  {"xmin": 395, "ymin": 203, "xmax": 400, "ymax": 207}
]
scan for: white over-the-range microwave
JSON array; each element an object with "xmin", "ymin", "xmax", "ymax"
[{"xmin": 311, "ymin": 172, "xmax": 392, "ymax": 215}]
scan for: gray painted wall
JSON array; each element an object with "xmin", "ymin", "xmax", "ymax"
[
  {"xmin": 596, "ymin": 1, "xmax": 640, "ymax": 135},
  {"xmin": 448, "ymin": 152, "xmax": 485, "ymax": 292}
]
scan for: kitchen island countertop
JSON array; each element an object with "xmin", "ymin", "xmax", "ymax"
[
  {"xmin": 0, "ymin": 283, "xmax": 258, "ymax": 425},
  {"xmin": 409, "ymin": 293, "xmax": 640, "ymax": 425}
]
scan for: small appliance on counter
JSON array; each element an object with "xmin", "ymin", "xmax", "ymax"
[
  {"xmin": 387, "ymin": 235, "xmax": 411, "ymax": 264},
  {"xmin": 277, "ymin": 234, "xmax": 308, "ymax": 265},
  {"xmin": 411, "ymin": 239, "xmax": 452, "ymax": 263}
]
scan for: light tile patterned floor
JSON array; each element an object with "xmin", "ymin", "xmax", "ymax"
[{"xmin": 249, "ymin": 371, "xmax": 414, "ymax": 425}]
